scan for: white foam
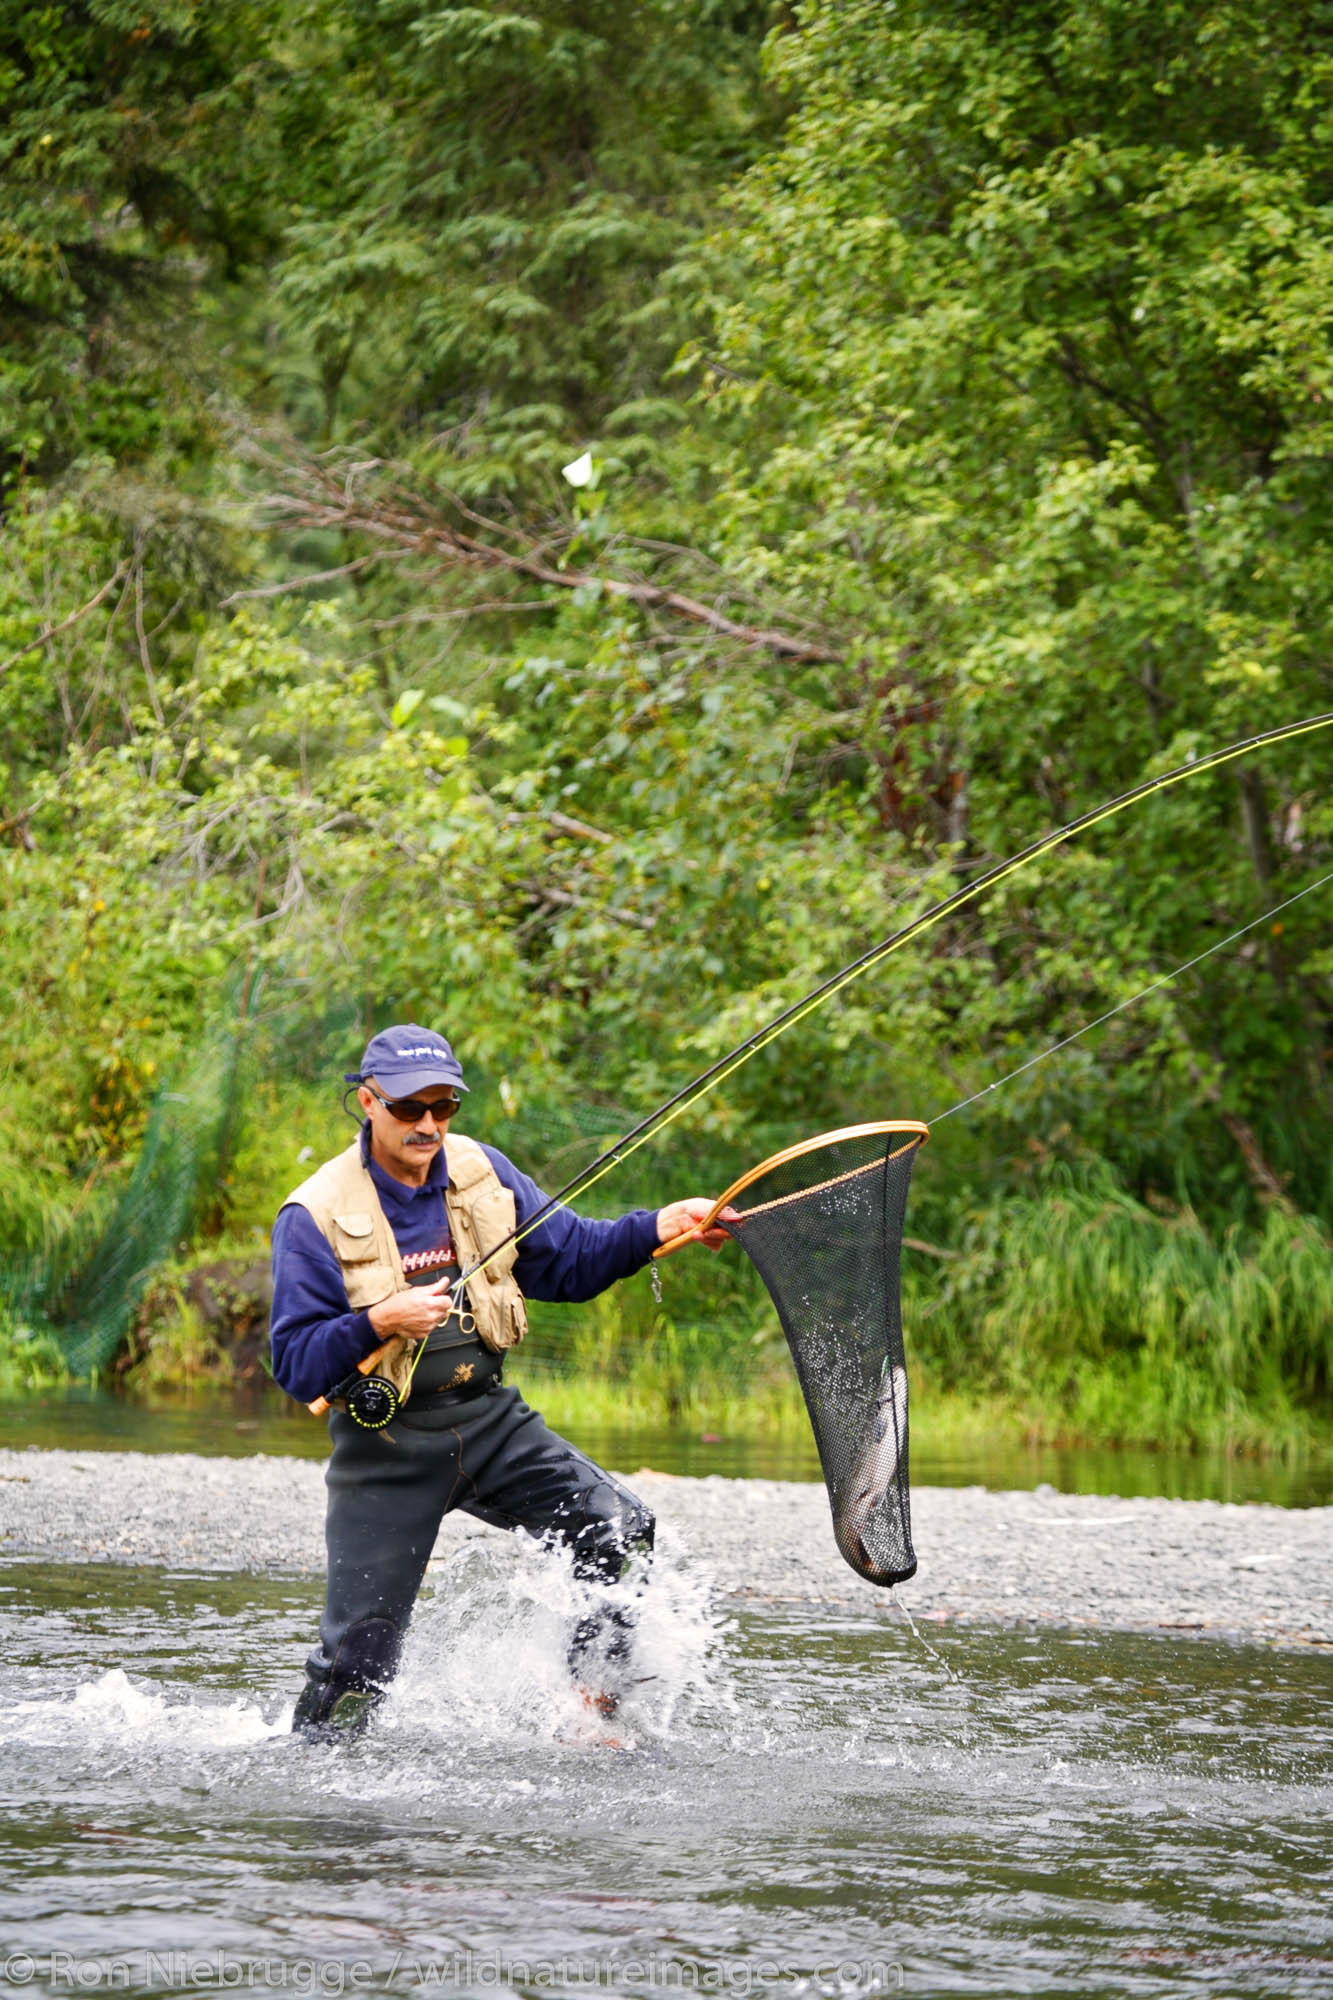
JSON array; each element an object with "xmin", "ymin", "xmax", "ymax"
[
  {"xmin": 0, "ymin": 1667, "xmax": 284, "ymax": 1752},
  {"xmin": 381, "ymin": 1526, "xmax": 730, "ymax": 1749}
]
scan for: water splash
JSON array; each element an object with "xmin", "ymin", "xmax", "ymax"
[
  {"xmin": 383, "ymin": 1525, "xmax": 730, "ymax": 1752},
  {"xmin": 0, "ymin": 1667, "xmax": 283, "ymax": 1754}
]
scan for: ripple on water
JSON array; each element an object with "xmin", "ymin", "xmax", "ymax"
[{"xmin": 0, "ymin": 1551, "xmax": 1330, "ymax": 1997}]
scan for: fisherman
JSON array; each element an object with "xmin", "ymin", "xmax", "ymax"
[{"xmin": 269, "ymin": 1024, "xmax": 727, "ymax": 1737}]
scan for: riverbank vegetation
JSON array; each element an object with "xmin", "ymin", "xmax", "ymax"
[{"xmin": 2, "ymin": 0, "xmax": 1331, "ymax": 1458}]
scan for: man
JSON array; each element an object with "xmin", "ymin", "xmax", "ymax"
[{"xmin": 269, "ymin": 1023, "xmax": 728, "ymax": 1737}]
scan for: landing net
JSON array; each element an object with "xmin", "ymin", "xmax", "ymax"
[{"xmin": 665, "ymin": 1122, "xmax": 928, "ymax": 1587}]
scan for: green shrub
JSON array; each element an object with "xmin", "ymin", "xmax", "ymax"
[
  {"xmin": 909, "ymin": 1172, "xmax": 1333, "ymax": 1450},
  {"xmin": 0, "ymin": 1317, "xmax": 71, "ymax": 1397}
]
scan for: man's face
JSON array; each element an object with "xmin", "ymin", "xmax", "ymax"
[{"xmin": 358, "ymin": 1077, "xmax": 459, "ymax": 1173}]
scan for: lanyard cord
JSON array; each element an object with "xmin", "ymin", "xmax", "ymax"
[{"xmin": 451, "ymin": 711, "xmax": 1333, "ymax": 1290}]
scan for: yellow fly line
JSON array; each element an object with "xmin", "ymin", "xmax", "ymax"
[
  {"xmin": 449, "ymin": 708, "xmax": 1333, "ymax": 1287},
  {"xmin": 318, "ymin": 713, "xmax": 1333, "ymax": 1413}
]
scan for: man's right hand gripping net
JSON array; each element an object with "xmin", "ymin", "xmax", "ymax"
[{"xmin": 658, "ymin": 1122, "xmax": 929, "ymax": 1589}]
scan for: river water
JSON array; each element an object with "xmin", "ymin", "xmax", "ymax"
[
  {"xmin": 2, "ymin": 1540, "xmax": 1330, "ymax": 1999},
  {"xmin": 4, "ymin": 1389, "xmax": 1331, "ymax": 1507}
]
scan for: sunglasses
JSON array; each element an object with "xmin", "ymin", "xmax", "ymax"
[{"xmin": 368, "ymin": 1087, "xmax": 462, "ymax": 1124}]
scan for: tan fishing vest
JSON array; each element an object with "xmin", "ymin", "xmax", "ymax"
[{"xmin": 283, "ymin": 1134, "xmax": 529, "ymax": 1398}]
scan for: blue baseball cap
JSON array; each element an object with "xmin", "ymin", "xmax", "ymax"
[{"xmin": 345, "ymin": 1024, "xmax": 469, "ymax": 1099}]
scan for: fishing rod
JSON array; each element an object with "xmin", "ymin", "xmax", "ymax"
[
  {"xmin": 646, "ymin": 865, "xmax": 1333, "ymax": 1259},
  {"xmin": 929, "ymin": 864, "xmax": 1333, "ymax": 1126},
  {"xmin": 323, "ymin": 711, "xmax": 1333, "ymax": 1419},
  {"xmin": 454, "ymin": 709, "xmax": 1333, "ymax": 1276}
]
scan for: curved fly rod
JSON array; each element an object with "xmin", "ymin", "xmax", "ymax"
[{"xmin": 319, "ymin": 710, "xmax": 1333, "ymax": 1412}]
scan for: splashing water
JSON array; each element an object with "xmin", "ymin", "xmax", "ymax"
[
  {"xmin": 1, "ymin": 1560, "xmax": 1331, "ymax": 1997},
  {"xmin": 9, "ymin": 1666, "xmax": 285, "ymax": 1752},
  {"xmin": 384, "ymin": 1525, "xmax": 729, "ymax": 1752}
]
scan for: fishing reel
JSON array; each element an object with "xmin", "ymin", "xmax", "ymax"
[
  {"xmin": 343, "ymin": 1372, "xmax": 402, "ymax": 1429},
  {"xmin": 322, "ymin": 1360, "xmax": 404, "ymax": 1429},
  {"xmin": 328, "ymin": 1284, "xmax": 478, "ymax": 1429}
]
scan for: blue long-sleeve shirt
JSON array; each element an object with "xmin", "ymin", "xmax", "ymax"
[{"xmin": 269, "ymin": 1125, "xmax": 661, "ymax": 1402}]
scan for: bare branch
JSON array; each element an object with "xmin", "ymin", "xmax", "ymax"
[
  {"xmin": 546, "ymin": 810, "xmax": 615, "ymax": 845},
  {"xmin": 518, "ymin": 881, "xmax": 653, "ymax": 930},
  {"xmin": 1189, "ymin": 1059, "xmax": 1294, "ymax": 1207},
  {"xmin": 367, "ymin": 597, "xmax": 557, "ymax": 629},
  {"xmin": 0, "ymin": 562, "xmax": 132, "ymax": 680},
  {"xmin": 1218, "ymin": 1108, "xmax": 1292, "ymax": 1206},
  {"xmin": 218, "ymin": 550, "xmax": 409, "ymax": 607},
  {"xmin": 258, "ymin": 461, "xmax": 839, "ymax": 664},
  {"xmin": 902, "ymin": 1235, "xmax": 958, "ymax": 1260}
]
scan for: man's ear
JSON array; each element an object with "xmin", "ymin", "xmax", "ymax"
[{"xmin": 357, "ymin": 1084, "xmax": 376, "ymax": 1116}]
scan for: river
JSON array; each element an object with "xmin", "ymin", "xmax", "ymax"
[{"xmin": 2, "ymin": 1542, "xmax": 1330, "ymax": 1998}]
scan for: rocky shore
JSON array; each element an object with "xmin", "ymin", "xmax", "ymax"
[{"xmin": 1, "ymin": 1446, "xmax": 1329, "ymax": 1650}]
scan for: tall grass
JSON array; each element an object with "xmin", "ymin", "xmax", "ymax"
[
  {"xmin": 514, "ymin": 1282, "xmax": 809, "ymax": 1436},
  {"xmin": 908, "ymin": 1171, "xmax": 1333, "ymax": 1452},
  {"xmin": 0, "ymin": 1316, "xmax": 71, "ymax": 1396}
]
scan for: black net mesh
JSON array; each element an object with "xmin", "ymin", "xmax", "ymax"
[{"xmin": 722, "ymin": 1128, "xmax": 923, "ymax": 1588}]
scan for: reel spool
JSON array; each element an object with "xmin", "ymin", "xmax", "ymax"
[{"xmin": 343, "ymin": 1373, "xmax": 401, "ymax": 1429}]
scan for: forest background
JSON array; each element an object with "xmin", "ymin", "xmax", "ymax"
[{"xmin": 2, "ymin": 0, "xmax": 1332, "ymax": 1459}]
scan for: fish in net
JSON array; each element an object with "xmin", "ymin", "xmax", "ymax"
[{"xmin": 658, "ymin": 1122, "xmax": 929, "ymax": 1587}]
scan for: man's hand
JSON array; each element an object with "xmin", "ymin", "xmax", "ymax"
[
  {"xmin": 655, "ymin": 1198, "xmax": 740, "ymax": 1255},
  {"xmin": 367, "ymin": 1277, "xmax": 454, "ymax": 1339}
]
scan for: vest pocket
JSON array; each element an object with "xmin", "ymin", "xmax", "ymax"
[
  {"xmin": 482, "ymin": 1274, "xmax": 527, "ymax": 1351},
  {"xmin": 332, "ymin": 1215, "xmax": 395, "ymax": 1307},
  {"xmin": 444, "ymin": 1156, "xmax": 522, "ymax": 1352},
  {"xmin": 333, "ymin": 1213, "xmax": 379, "ymax": 1262},
  {"xmin": 342, "ymin": 1261, "xmax": 397, "ymax": 1310},
  {"xmin": 466, "ymin": 1185, "xmax": 518, "ymax": 1273}
]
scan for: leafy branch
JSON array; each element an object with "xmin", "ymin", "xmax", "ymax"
[
  {"xmin": 0, "ymin": 562, "xmax": 132, "ymax": 681},
  {"xmin": 251, "ymin": 454, "xmax": 840, "ymax": 664}
]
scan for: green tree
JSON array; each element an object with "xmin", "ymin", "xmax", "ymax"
[
  {"xmin": 260, "ymin": 0, "xmax": 774, "ymax": 461},
  {"xmin": 0, "ymin": 1, "xmax": 283, "ymax": 480},
  {"xmin": 679, "ymin": 0, "xmax": 1333, "ymax": 1212}
]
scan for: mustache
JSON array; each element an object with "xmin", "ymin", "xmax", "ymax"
[{"xmin": 404, "ymin": 1132, "xmax": 441, "ymax": 1146}]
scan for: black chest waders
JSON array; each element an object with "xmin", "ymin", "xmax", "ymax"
[{"xmin": 294, "ymin": 1386, "xmax": 656, "ymax": 1738}]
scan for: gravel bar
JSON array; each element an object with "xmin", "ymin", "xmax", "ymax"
[{"xmin": 1, "ymin": 1447, "xmax": 1329, "ymax": 1649}]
